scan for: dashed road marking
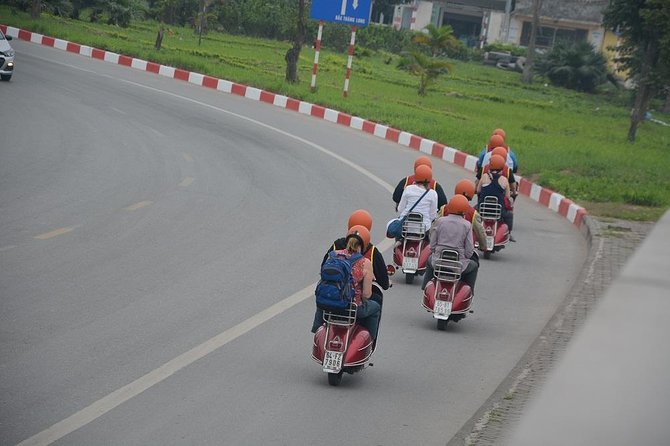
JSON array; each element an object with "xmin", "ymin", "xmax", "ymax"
[
  {"xmin": 34, "ymin": 227, "xmax": 75, "ymax": 240},
  {"xmin": 124, "ymin": 201, "xmax": 153, "ymax": 211},
  {"xmin": 178, "ymin": 176, "xmax": 194, "ymax": 187},
  {"xmin": 182, "ymin": 153, "xmax": 193, "ymax": 162}
]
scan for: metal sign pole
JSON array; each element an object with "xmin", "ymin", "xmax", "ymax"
[
  {"xmin": 310, "ymin": 21, "xmax": 324, "ymax": 92},
  {"xmin": 342, "ymin": 26, "xmax": 357, "ymax": 97}
]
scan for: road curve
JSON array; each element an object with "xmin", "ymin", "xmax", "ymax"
[{"xmin": 0, "ymin": 39, "xmax": 585, "ymax": 446}]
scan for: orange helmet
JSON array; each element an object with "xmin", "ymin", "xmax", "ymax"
[
  {"xmin": 490, "ymin": 154, "xmax": 506, "ymax": 171},
  {"xmin": 491, "ymin": 146, "xmax": 508, "ymax": 159},
  {"xmin": 346, "ymin": 225, "xmax": 370, "ymax": 250},
  {"xmin": 446, "ymin": 195, "xmax": 470, "ymax": 215},
  {"xmin": 414, "ymin": 164, "xmax": 432, "ymax": 183},
  {"xmin": 488, "ymin": 134, "xmax": 506, "ymax": 150},
  {"xmin": 347, "ymin": 209, "xmax": 373, "ymax": 231},
  {"xmin": 454, "ymin": 179, "xmax": 476, "ymax": 200},
  {"xmin": 493, "ymin": 128, "xmax": 506, "ymax": 139},
  {"xmin": 414, "ymin": 156, "xmax": 432, "ymax": 171}
]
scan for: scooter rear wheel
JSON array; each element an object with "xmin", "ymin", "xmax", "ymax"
[
  {"xmin": 437, "ymin": 318, "xmax": 449, "ymax": 331},
  {"xmin": 483, "ymin": 251, "xmax": 491, "ymax": 259},
  {"xmin": 405, "ymin": 273, "xmax": 415, "ymax": 284},
  {"xmin": 327, "ymin": 371, "xmax": 343, "ymax": 386}
]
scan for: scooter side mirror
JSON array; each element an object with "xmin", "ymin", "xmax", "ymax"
[{"xmin": 386, "ymin": 264, "xmax": 396, "ymax": 276}]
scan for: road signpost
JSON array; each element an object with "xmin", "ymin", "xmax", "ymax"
[{"xmin": 309, "ymin": 0, "xmax": 372, "ymax": 96}]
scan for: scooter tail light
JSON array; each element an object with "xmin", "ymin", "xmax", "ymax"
[{"xmin": 329, "ymin": 336, "xmax": 343, "ymax": 350}]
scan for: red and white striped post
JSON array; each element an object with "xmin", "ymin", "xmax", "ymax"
[
  {"xmin": 310, "ymin": 21, "xmax": 324, "ymax": 92},
  {"xmin": 343, "ymin": 26, "xmax": 357, "ymax": 98}
]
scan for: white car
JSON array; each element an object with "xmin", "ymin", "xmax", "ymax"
[{"xmin": 0, "ymin": 29, "xmax": 15, "ymax": 81}]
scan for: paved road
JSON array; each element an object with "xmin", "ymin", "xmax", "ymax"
[{"xmin": 0, "ymin": 40, "xmax": 586, "ymax": 446}]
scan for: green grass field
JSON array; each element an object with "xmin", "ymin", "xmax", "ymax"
[{"xmin": 3, "ymin": 7, "xmax": 669, "ymax": 220}]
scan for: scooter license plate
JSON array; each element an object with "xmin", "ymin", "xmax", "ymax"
[
  {"xmin": 323, "ymin": 351, "xmax": 343, "ymax": 373},
  {"xmin": 486, "ymin": 236, "xmax": 494, "ymax": 251},
  {"xmin": 434, "ymin": 299, "xmax": 451, "ymax": 317},
  {"xmin": 403, "ymin": 257, "xmax": 419, "ymax": 271}
]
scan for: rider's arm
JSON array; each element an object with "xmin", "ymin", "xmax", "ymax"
[
  {"xmin": 361, "ymin": 259, "xmax": 373, "ymax": 300},
  {"xmin": 392, "ymin": 178, "xmax": 406, "ymax": 209},
  {"xmin": 472, "ymin": 211, "xmax": 488, "ymax": 248},
  {"xmin": 464, "ymin": 222, "xmax": 475, "ymax": 260},
  {"xmin": 371, "ymin": 248, "xmax": 390, "ymax": 290},
  {"xmin": 397, "ymin": 188, "xmax": 409, "ymax": 216},
  {"xmin": 435, "ymin": 183, "xmax": 448, "ymax": 210},
  {"xmin": 502, "ymin": 177, "xmax": 512, "ymax": 200}
]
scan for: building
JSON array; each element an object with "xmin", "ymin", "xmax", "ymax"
[{"xmin": 392, "ymin": 0, "xmax": 610, "ymax": 51}]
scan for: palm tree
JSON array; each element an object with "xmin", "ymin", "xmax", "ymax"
[
  {"xmin": 535, "ymin": 41, "xmax": 608, "ymax": 93},
  {"xmin": 399, "ymin": 50, "xmax": 453, "ymax": 96},
  {"xmin": 412, "ymin": 24, "xmax": 459, "ymax": 58}
]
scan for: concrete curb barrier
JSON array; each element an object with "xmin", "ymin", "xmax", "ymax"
[{"xmin": 1, "ymin": 24, "xmax": 587, "ymax": 231}]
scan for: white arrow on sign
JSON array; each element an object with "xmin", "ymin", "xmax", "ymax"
[{"xmin": 353, "ymin": 0, "xmax": 359, "ymax": 10}]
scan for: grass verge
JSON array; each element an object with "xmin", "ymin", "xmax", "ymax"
[{"xmin": 2, "ymin": 7, "xmax": 669, "ymax": 221}]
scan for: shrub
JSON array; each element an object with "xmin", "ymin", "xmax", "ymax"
[{"xmin": 535, "ymin": 41, "xmax": 609, "ymax": 93}]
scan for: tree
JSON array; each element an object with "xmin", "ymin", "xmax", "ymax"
[
  {"xmin": 604, "ymin": 0, "xmax": 670, "ymax": 142},
  {"xmin": 522, "ymin": 0, "xmax": 542, "ymax": 84},
  {"xmin": 284, "ymin": 0, "xmax": 305, "ymax": 83},
  {"xmin": 535, "ymin": 41, "xmax": 609, "ymax": 93},
  {"xmin": 399, "ymin": 50, "xmax": 452, "ymax": 96},
  {"xmin": 32, "ymin": 0, "xmax": 41, "ymax": 18},
  {"xmin": 411, "ymin": 24, "xmax": 460, "ymax": 58}
]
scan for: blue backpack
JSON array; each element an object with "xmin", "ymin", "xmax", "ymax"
[{"xmin": 315, "ymin": 251, "xmax": 363, "ymax": 310}]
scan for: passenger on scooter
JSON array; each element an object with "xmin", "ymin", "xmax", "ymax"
[
  {"xmin": 312, "ymin": 214, "xmax": 387, "ymax": 337},
  {"xmin": 422, "ymin": 195, "xmax": 478, "ymax": 292},
  {"xmin": 323, "ymin": 209, "xmax": 390, "ymax": 296},
  {"xmin": 477, "ymin": 154, "xmax": 514, "ymax": 238},
  {"xmin": 392, "ymin": 156, "xmax": 448, "ymax": 211},
  {"xmin": 323, "ymin": 226, "xmax": 380, "ymax": 340},
  {"xmin": 397, "ymin": 164, "xmax": 438, "ymax": 235},
  {"xmin": 439, "ymin": 179, "xmax": 487, "ymax": 250}
]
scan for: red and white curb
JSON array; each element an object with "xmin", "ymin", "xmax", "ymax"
[{"xmin": 2, "ymin": 24, "xmax": 586, "ymax": 229}]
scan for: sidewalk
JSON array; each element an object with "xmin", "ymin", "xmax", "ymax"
[{"xmin": 448, "ymin": 215, "xmax": 657, "ymax": 446}]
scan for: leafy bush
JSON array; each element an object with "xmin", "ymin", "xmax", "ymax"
[
  {"xmin": 483, "ymin": 42, "xmax": 526, "ymax": 57},
  {"xmin": 535, "ymin": 41, "xmax": 609, "ymax": 93}
]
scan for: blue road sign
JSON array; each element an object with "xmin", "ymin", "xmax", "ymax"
[{"xmin": 310, "ymin": 0, "xmax": 372, "ymax": 26}]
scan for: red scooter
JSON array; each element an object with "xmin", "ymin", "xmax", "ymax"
[
  {"xmin": 477, "ymin": 196, "xmax": 510, "ymax": 259},
  {"xmin": 422, "ymin": 249, "xmax": 474, "ymax": 330},
  {"xmin": 312, "ymin": 303, "xmax": 375, "ymax": 386},
  {"xmin": 393, "ymin": 212, "xmax": 431, "ymax": 284}
]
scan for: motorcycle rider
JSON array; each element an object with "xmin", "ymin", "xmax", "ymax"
[
  {"xmin": 439, "ymin": 179, "xmax": 487, "ymax": 250},
  {"xmin": 477, "ymin": 154, "xmax": 514, "ymax": 239},
  {"xmin": 478, "ymin": 146, "xmax": 518, "ymax": 197},
  {"xmin": 478, "ymin": 129, "xmax": 519, "ymax": 173},
  {"xmin": 312, "ymin": 212, "xmax": 389, "ymax": 335},
  {"xmin": 393, "ymin": 156, "xmax": 448, "ymax": 211},
  {"xmin": 422, "ymin": 195, "xmax": 478, "ymax": 292},
  {"xmin": 397, "ymin": 164, "xmax": 438, "ymax": 236}
]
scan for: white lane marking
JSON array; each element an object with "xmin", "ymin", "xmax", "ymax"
[
  {"xmin": 107, "ymin": 76, "xmax": 395, "ymax": 194},
  {"xmin": 0, "ymin": 245, "xmax": 18, "ymax": 252},
  {"xmin": 15, "ymin": 57, "xmax": 398, "ymax": 446},
  {"xmin": 34, "ymin": 227, "xmax": 75, "ymax": 240},
  {"xmin": 124, "ymin": 200, "xmax": 153, "ymax": 211},
  {"xmin": 110, "ymin": 107, "xmax": 126, "ymax": 115},
  {"xmin": 182, "ymin": 153, "xmax": 193, "ymax": 163},
  {"xmin": 178, "ymin": 176, "xmax": 194, "ymax": 187}
]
